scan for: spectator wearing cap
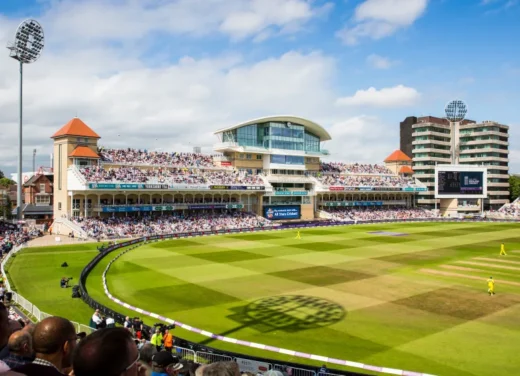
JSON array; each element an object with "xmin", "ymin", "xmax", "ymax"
[
  {"xmin": 72, "ymin": 327, "xmax": 144, "ymax": 376},
  {"xmin": 151, "ymin": 351, "xmax": 182, "ymax": 376},
  {"xmin": 13, "ymin": 316, "xmax": 77, "ymax": 376},
  {"xmin": 203, "ymin": 361, "xmax": 241, "ymax": 376},
  {"xmin": 3, "ymin": 330, "xmax": 34, "ymax": 369}
]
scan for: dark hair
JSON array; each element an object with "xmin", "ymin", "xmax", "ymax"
[{"xmin": 73, "ymin": 328, "xmax": 135, "ymax": 376}]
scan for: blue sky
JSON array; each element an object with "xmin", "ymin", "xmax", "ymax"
[{"xmin": 0, "ymin": 0, "xmax": 518, "ymax": 174}]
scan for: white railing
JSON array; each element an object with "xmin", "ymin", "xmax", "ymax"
[{"xmin": 1, "ymin": 243, "xmax": 84, "ymax": 332}]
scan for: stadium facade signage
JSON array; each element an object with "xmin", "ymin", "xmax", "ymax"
[
  {"xmin": 89, "ymin": 183, "xmax": 169, "ymax": 190},
  {"xmin": 274, "ymin": 191, "xmax": 308, "ymax": 196},
  {"xmin": 322, "ymin": 201, "xmax": 383, "ymax": 207},
  {"xmin": 187, "ymin": 204, "xmax": 244, "ymax": 209},
  {"xmin": 169, "ymin": 184, "xmax": 209, "ymax": 190},
  {"xmin": 99, "ymin": 203, "xmax": 244, "ymax": 212},
  {"xmin": 209, "ymin": 185, "xmax": 264, "ymax": 191},
  {"xmin": 329, "ymin": 186, "xmax": 428, "ymax": 192},
  {"xmin": 263, "ymin": 205, "xmax": 301, "ymax": 220}
]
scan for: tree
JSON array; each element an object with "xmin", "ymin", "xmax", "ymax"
[
  {"xmin": 0, "ymin": 177, "xmax": 15, "ymax": 188},
  {"xmin": 510, "ymin": 175, "xmax": 520, "ymax": 202},
  {"xmin": 1, "ymin": 194, "xmax": 13, "ymax": 220},
  {"xmin": 0, "ymin": 170, "xmax": 4, "ymax": 179}
]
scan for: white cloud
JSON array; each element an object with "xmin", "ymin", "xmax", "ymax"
[
  {"xmin": 336, "ymin": 85, "xmax": 420, "ymax": 107},
  {"xmin": 366, "ymin": 54, "xmax": 398, "ymax": 69},
  {"xmin": 337, "ymin": 0, "xmax": 428, "ymax": 45}
]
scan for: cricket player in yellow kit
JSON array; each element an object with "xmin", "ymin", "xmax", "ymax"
[
  {"xmin": 500, "ymin": 243, "xmax": 507, "ymax": 256},
  {"xmin": 295, "ymin": 230, "xmax": 301, "ymax": 240},
  {"xmin": 487, "ymin": 277, "xmax": 495, "ymax": 296}
]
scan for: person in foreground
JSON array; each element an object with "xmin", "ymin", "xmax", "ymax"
[
  {"xmin": 149, "ymin": 351, "xmax": 182, "ymax": 376},
  {"xmin": 72, "ymin": 327, "xmax": 146, "ymax": 376},
  {"xmin": 487, "ymin": 276, "xmax": 495, "ymax": 296},
  {"xmin": 12, "ymin": 316, "xmax": 76, "ymax": 376}
]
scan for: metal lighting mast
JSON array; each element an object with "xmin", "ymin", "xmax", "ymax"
[{"xmin": 7, "ymin": 20, "xmax": 45, "ymax": 220}]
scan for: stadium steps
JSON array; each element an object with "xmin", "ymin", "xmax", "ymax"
[{"xmin": 51, "ymin": 217, "xmax": 90, "ymax": 239}]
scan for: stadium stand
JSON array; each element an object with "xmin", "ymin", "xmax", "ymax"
[
  {"xmin": 72, "ymin": 212, "xmax": 276, "ymax": 239},
  {"xmin": 498, "ymin": 197, "xmax": 520, "ymax": 218}
]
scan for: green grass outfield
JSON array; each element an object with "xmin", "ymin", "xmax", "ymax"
[{"xmin": 7, "ymin": 222, "xmax": 520, "ymax": 376}]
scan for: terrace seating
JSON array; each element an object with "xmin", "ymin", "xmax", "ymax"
[
  {"xmin": 321, "ymin": 162, "xmax": 393, "ymax": 175},
  {"xmin": 327, "ymin": 207, "xmax": 436, "ymax": 222},
  {"xmin": 79, "ymin": 166, "xmax": 263, "ymax": 186},
  {"xmin": 99, "ymin": 148, "xmax": 216, "ymax": 168},
  {"xmin": 71, "ymin": 212, "xmax": 275, "ymax": 239},
  {"xmin": 317, "ymin": 174, "xmax": 413, "ymax": 188}
]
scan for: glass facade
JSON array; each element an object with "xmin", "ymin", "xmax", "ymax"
[
  {"xmin": 271, "ymin": 155, "xmax": 304, "ymax": 165},
  {"xmin": 225, "ymin": 121, "xmax": 323, "ymax": 153}
]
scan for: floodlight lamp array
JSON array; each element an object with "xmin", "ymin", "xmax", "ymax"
[
  {"xmin": 445, "ymin": 99, "xmax": 467, "ymax": 122},
  {"xmin": 8, "ymin": 19, "xmax": 44, "ymax": 64}
]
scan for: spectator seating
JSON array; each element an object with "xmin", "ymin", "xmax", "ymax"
[
  {"xmin": 99, "ymin": 148, "xmax": 216, "ymax": 168},
  {"xmin": 72, "ymin": 212, "xmax": 275, "ymax": 239},
  {"xmin": 321, "ymin": 162, "xmax": 394, "ymax": 175},
  {"xmin": 327, "ymin": 207, "xmax": 436, "ymax": 222}
]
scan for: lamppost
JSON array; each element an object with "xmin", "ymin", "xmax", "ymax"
[{"xmin": 6, "ymin": 19, "xmax": 45, "ymax": 220}]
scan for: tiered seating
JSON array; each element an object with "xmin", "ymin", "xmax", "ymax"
[
  {"xmin": 321, "ymin": 162, "xmax": 393, "ymax": 175},
  {"xmin": 317, "ymin": 174, "xmax": 414, "ymax": 188},
  {"xmin": 327, "ymin": 207, "xmax": 436, "ymax": 222},
  {"xmin": 498, "ymin": 198, "xmax": 520, "ymax": 218},
  {"xmin": 79, "ymin": 166, "xmax": 262, "ymax": 185},
  {"xmin": 100, "ymin": 148, "xmax": 215, "ymax": 168},
  {"xmin": 72, "ymin": 212, "xmax": 275, "ymax": 239}
]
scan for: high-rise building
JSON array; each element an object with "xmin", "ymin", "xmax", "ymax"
[{"xmin": 402, "ymin": 115, "xmax": 509, "ymax": 210}]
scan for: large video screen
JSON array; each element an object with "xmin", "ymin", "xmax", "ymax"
[
  {"xmin": 263, "ymin": 205, "xmax": 301, "ymax": 220},
  {"xmin": 437, "ymin": 170, "xmax": 484, "ymax": 196}
]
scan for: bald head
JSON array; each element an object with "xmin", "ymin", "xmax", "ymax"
[
  {"xmin": 8, "ymin": 330, "xmax": 32, "ymax": 356},
  {"xmin": 33, "ymin": 316, "xmax": 76, "ymax": 355}
]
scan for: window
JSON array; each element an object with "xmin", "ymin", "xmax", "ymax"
[
  {"xmin": 271, "ymin": 155, "xmax": 304, "ymax": 165},
  {"xmin": 39, "ymin": 183, "xmax": 45, "ymax": 192},
  {"xmin": 36, "ymin": 195, "xmax": 50, "ymax": 205},
  {"xmin": 58, "ymin": 202, "xmax": 62, "ymax": 210},
  {"xmin": 256, "ymin": 155, "xmax": 262, "ymax": 160},
  {"xmin": 246, "ymin": 154, "xmax": 252, "ymax": 160}
]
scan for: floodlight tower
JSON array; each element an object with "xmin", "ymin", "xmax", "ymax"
[
  {"xmin": 7, "ymin": 20, "xmax": 45, "ymax": 220},
  {"xmin": 444, "ymin": 99, "xmax": 468, "ymax": 164}
]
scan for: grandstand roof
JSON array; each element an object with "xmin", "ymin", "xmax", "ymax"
[
  {"xmin": 214, "ymin": 115, "xmax": 332, "ymax": 141},
  {"xmin": 51, "ymin": 117, "xmax": 101, "ymax": 139},
  {"xmin": 399, "ymin": 166, "xmax": 414, "ymax": 174},
  {"xmin": 384, "ymin": 150, "xmax": 412, "ymax": 162},
  {"xmin": 69, "ymin": 146, "xmax": 100, "ymax": 159}
]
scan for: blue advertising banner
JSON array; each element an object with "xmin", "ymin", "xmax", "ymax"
[
  {"xmin": 263, "ymin": 205, "xmax": 301, "ymax": 220},
  {"xmin": 274, "ymin": 191, "xmax": 308, "ymax": 196}
]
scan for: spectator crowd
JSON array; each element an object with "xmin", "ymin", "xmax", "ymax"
[
  {"xmin": 498, "ymin": 198, "xmax": 520, "ymax": 218},
  {"xmin": 100, "ymin": 148, "xmax": 216, "ymax": 168},
  {"xmin": 317, "ymin": 174, "xmax": 414, "ymax": 188},
  {"xmin": 0, "ymin": 303, "xmax": 303, "ymax": 376},
  {"xmin": 321, "ymin": 162, "xmax": 393, "ymax": 175},
  {"xmin": 79, "ymin": 166, "xmax": 263, "ymax": 186},
  {"xmin": 72, "ymin": 212, "xmax": 275, "ymax": 239},
  {"xmin": 327, "ymin": 207, "xmax": 436, "ymax": 222}
]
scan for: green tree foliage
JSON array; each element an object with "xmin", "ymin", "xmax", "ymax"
[
  {"xmin": 0, "ymin": 169, "xmax": 4, "ymax": 179},
  {"xmin": 0, "ymin": 194, "xmax": 13, "ymax": 220},
  {"xmin": 510, "ymin": 175, "xmax": 520, "ymax": 202},
  {"xmin": 0, "ymin": 177, "xmax": 15, "ymax": 188}
]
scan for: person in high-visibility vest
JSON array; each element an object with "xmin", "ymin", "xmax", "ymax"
[
  {"xmin": 163, "ymin": 329, "xmax": 174, "ymax": 353},
  {"xmin": 500, "ymin": 243, "xmax": 507, "ymax": 256},
  {"xmin": 150, "ymin": 328, "xmax": 163, "ymax": 352}
]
